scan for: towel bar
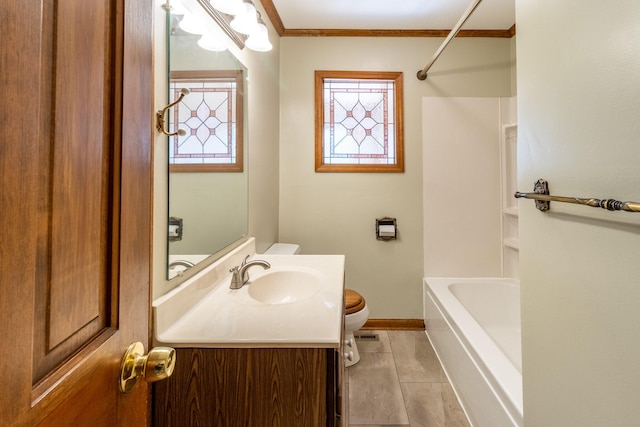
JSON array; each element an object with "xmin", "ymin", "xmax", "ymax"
[{"xmin": 514, "ymin": 179, "xmax": 640, "ymax": 213}]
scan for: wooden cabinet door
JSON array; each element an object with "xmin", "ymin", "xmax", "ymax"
[
  {"xmin": 0, "ymin": 0, "xmax": 153, "ymax": 425},
  {"xmin": 154, "ymin": 348, "xmax": 329, "ymax": 426}
]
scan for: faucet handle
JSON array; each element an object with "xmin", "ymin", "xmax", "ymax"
[{"xmin": 241, "ymin": 254, "xmax": 250, "ymax": 267}]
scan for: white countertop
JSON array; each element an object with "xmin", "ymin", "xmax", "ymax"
[{"xmin": 153, "ymin": 239, "xmax": 345, "ymax": 348}]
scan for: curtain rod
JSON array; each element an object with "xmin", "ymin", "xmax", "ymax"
[{"xmin": 417, "ymin": 0, "xmax": 483, "ymax": 80}]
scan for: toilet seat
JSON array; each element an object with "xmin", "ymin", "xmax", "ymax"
[{"xmin": 345, "ymin": 289, "xmax": 366, "ymax": 314}]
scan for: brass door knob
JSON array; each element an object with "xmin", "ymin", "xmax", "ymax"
[{"xmin": 119, "ymin": 342, "xmax": 176, "ymax": 393}]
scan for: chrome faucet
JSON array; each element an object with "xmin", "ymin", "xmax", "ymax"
[{"xmin": 229, "ymin": 255, "xmax": 271, "ymax": 289}]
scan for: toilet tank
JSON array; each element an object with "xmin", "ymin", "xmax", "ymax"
[{"xmin": 263, "ymin": 243, "xmax": 301, "ymax": 255}]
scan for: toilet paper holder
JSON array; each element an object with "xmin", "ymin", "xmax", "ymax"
[
  {"xmin": 169, "ymin": 216, "xmax": 183, "ymax": 242},
  {"xmin": 376, "ymin": 217, "xmax": 397, "ymax": 241}
]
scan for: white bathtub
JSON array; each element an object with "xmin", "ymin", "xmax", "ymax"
[{"xmin": 423, "ymin": 277, "xmax": 522, "ymax": 427}]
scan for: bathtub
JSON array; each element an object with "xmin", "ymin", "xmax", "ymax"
[{"xmin": 423, "ymin": 277, "xmax": 522, "ymax": 427}]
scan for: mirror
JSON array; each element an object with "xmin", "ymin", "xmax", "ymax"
[{"xmin": 166, "ymin": 2, "xmax": 248, "ymax": 279}]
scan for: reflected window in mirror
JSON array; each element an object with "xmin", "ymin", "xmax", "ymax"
[{"xmin": 169, "ymin": 70, "xmax": 243, "ymax": 172}]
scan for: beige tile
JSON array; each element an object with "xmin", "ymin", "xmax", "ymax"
[
  {"xmin": 347, "ymin": 329, "xmax": 470, "ymax": 427},
  {"xmin": 388, "ymin": 330, "xmax": 447, "ymax": 383},
  {"xmin": 401, "ymin": 382, "xmax": 445, "ymax": 427},
  {"xmin": 354, "ymin": 330, "xmax": 391, "ymax": 353},
  {"xmin": 348, "ymin": 352, "xmax": 409, "ymax": 425},
  {"xmin": 401, "ymin": 383, "xmax": 471, "ymax": 427},
  {"xmin": 441, "ymin": 383, "xmax": 471, "ymax": 427}
]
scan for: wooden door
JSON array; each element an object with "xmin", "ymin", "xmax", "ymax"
[{"xmin": 0, "ymin": 0, "xmax": 153, "ymax": 425}]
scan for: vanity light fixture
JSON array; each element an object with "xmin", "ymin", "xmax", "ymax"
[
  {"xmin": 179, "ymin": 11, "xmax": 206, "ymax": 34},
  {"xmin": 168, "ymin": 0, "xmax": 272, "ymax": 53},
  {"xmin": 227, "ymin": 0, "xmax": 272, "ymax": 52},
  {"xmin": 230, "ymin": 1, "xmax": 259, "ymax": 35},
  {"xmin": 197, "ymin": 32, "xmax": 227, "ymax": 51},
  {"xmin": 245, "ymin": 16, "xmax": 272, "ymax": 52},
  {"xmin": 209, "ymin": 0, "xmax": 244, "ymax": 16}
]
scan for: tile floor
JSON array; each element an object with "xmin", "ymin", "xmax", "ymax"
[{"xmin": 346, "ymin": 330, "xmax": 470, "ymax": 427}]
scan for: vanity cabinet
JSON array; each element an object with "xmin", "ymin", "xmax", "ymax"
[
  {"xmin": 153, "ymin": 346, "xmax": 344, "ymax": 426},
  {"xmin": 151, "ymin": 243, "xmax": 347, "ymax": 426}
]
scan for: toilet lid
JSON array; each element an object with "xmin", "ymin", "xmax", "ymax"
[{"xmin": 345, "ymin": 289, "xmax": 366, "ymax": 314}]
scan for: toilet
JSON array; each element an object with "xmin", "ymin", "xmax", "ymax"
[
  {"xmin": 343, "ymin": 289, "xmax": 369, "ymax": 367},
  {"xmin": 263, "ymin": 243, "xmax": 369, "ymax": 367},
  {"xmin": 263, "ymin": 243, "xmax": 301, "ymax": 255}
]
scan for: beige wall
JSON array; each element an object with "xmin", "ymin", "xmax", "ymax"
[
  {"xmin": 279, "ymin": 37, "xmax": 513, "ymax": 318},
  {"xmin": 245, "ymin": 26, "xmax": 281, "ymax": 255},
  {"xmin": 517, "ymin": 0, "xmax": 640, "ymax": 424}
]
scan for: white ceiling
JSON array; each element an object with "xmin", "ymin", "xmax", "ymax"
[{"xmin": 270, "ymin": 0, "xmax": 515, "ymax": 31}]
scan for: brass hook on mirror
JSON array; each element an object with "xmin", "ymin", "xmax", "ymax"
[{"xmin": 156, "ymin": 87, "xmax": 190, "ymax": 136}]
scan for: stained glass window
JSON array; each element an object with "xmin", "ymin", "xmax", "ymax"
[
  {"xmin": 315, "ymin": 71, "xmax": 404, "ymax": 172},
  {"xmin": 169, "ymin": 70, "xmax": 243, "ymax": 172}
]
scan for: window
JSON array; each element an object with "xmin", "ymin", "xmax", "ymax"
[
  {"xmin": 169, "ymin": 70, "xmax": 243, "ymax": 172},
  {"xmin": 315, "ymin": 71, "xmax": 404, "ymax": 172}
]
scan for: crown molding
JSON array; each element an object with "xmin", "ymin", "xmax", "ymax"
[
  {"xmin": 281, "ymin": 28, "xmax": 515, "ymax": 38},
  {"xmin": 259, "ymin": 0, "xmax": 516, "ymax": 38}
]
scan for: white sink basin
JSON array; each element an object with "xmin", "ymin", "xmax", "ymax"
[
  {"xmin": 153, "ymin": 237, "xmax": 346, "ymax": 347},
  {"xmin": 247, "ymin": 268, "xmax": 321, "ymax": 304}
]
